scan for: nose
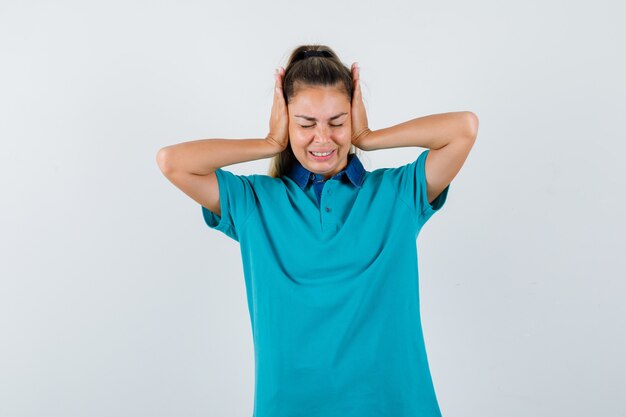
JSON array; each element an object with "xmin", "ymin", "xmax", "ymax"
[{"xmin": 313, "ymin": 125, "xmax": 332, "ymax": 143}]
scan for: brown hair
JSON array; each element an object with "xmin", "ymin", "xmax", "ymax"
[{"xmin": 267, "ymin": 44, "xmax": 361, "ymax": 178}]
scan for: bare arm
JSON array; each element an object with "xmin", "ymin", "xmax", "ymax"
[
  {"xmin": 156, "ymin": 138, "xmax": 279, "ymax": 216},
  {"xmin": 358, "ymin": 111, "xmax": 479, "ymax": 204},
  {"xmin": 156, "ymin": 67, "xmax": 290, "ymax": 217},
  {"xmin": 358, "ymin": 111, "xmax": 476, "ymax": 152},
  {"xmin": 156, "ymin": 137, "xmax": 278, "ymax": 175}
]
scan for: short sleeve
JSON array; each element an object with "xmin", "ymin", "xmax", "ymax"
[
  {"xmin": 200, "ymin": 168, "xmax": 258, "ymax": 242},
  {"xmin": 387, "ymin": 149, "xmax": 450, "ymax": 226}
]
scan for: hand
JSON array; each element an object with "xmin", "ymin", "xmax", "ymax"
[
  {"xmin": 265, "ymin": 66, "xmax": 290, "ymax": 154},
  {"xmin": 350, "ymin": 62, "xmax": 372, "ymax": 150}
]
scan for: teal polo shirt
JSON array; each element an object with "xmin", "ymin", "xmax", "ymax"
[{"xmin": 202, "ymin": 149, "xmax": 450, "ymax": 417}]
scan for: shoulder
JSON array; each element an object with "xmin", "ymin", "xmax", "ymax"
[
  {"xmin": 231, "ymin": 173, "xmax": 294, "ymax": 196},
  {"xmin": 216, "ymin": 170, "xmax": 281, "ymax": 186}
]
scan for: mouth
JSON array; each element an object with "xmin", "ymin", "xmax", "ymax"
[{"xmin": 308, "ymin": 149, "xmax": 335, "ymax": 161}]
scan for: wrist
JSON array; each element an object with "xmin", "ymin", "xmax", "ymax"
[
  {"xmin": 264, "ymin": 135, "xmax": 288, "ymax": 156},
  {"xmin": 352, "ymin": 128, "xmax": 374, "ymax": 151}
]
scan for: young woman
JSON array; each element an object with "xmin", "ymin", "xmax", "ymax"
[{"xmin": 157, "ymin": 44, "xmax": 478, "ymax": 417}]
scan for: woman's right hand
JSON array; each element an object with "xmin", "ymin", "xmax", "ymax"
[{"xmin": 265, "ymin": 67, "xmax": 289, "ymax": 154}]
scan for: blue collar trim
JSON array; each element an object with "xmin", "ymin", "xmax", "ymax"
[{"xmin": 287, "ymin": 152, "xmax": 365, "ymax": 189}]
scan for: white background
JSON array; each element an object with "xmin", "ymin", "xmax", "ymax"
[{"xmin": 1, "ymin": 0, "xmax": 624, "ymax": 416}]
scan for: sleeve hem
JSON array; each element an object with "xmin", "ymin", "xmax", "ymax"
[
  {"xmin": 200, "ymin": 168, "xmax": 238, "ymax": 240},
  {"xmin": 200, "ymin": 169, "xmax": 258, "ymax": 241},
  {"xmin": 418, "ymin": 149, "xmax": 450, "ymax": 221},
  {"xmin": 419, "ymin": 183, "xmax": 450, "ymax": 217}
]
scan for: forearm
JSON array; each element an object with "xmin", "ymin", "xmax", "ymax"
[
  {"xmin": 361, "ymin": 111, "xmax": 477, "ymax": 151},
  {"xmin": 157, "ymin": 138, "xmax": 277, "ymax": 176}
]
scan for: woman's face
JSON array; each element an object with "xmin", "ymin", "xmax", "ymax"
[{"xmin": 287, "ymin": 84, "xmax": 352, "ymax": 180}]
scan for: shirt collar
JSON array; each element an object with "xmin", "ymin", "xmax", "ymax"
[{"xmin": 287, "ymin": 152, "xmax": 366, "ymax": 189}]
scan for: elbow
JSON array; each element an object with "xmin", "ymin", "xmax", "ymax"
[
  {"xmin": 156, "ymin": 147, "xmax": 175, "ymax": 174},
  {"xmin": 463, "ymin": 111, "xmax": 479, "ymax": 140}
]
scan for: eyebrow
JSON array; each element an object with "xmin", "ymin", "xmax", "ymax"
[{"xmin": 294, "ymin": 112, "xmax": 348, "ymax": 122}]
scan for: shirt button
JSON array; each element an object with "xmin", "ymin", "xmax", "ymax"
[{"xmin": 325, "ymin": 207, "xmax": 331, "ymax": 212}]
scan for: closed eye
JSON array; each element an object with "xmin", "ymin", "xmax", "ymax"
[{"xmin": 301, "ymin": 124, "xmax": 343, "ymax": 128}]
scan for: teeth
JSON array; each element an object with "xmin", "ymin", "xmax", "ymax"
[{"xmin": 311, "ymin": 151, "xmax": 332, "ymax": 156}]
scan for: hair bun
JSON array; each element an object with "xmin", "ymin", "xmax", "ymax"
[{"xmin": 296, "ymin": 50, "xmax": 332, "ymax": 61}]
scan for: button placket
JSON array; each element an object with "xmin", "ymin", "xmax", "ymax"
[{"xmin": 323, "ymin": 182, "xmax": 333, "ymax": 213}]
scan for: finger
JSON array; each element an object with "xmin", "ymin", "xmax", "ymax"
[
  {"xmin": 275, "ymin": 68, "xmax": 282, "ymax": 86},
  {"xmin": 274, "ymin": 73, "xmax": 282, "ymax": 99},
  {"xmin": 352, "ymin": 68, "xmax": 362, "ymax": 104},
  {"xmin": 275, "ymin": 67, "xmax": 285, "ymax": 98},
  {"xmin": 277, "ymin": 67, "xmax": 285, "ymax": 83},
  {"xmin": 352, "ymin": 64, "xmax": 360, "ymax": 93}
]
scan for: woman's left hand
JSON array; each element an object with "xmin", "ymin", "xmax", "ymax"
[{"xmin": 351, "ymin": 62, "xmax": 372, "ymax": 150}]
